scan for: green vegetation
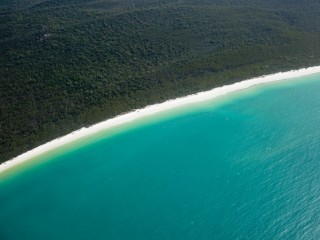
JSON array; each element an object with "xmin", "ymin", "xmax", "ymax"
[{"xmin": 1, "ymin": 0, "xmax": 320, "ymax": 163}]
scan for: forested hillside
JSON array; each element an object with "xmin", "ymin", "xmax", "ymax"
[{"xmin": 1, "ymin": 0, "xmax": 320, "ymax": 163}]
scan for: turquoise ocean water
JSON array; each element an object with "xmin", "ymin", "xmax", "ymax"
[{"xmin": 1, "ymin": 74, "xmax": 320, "ymax": 239}]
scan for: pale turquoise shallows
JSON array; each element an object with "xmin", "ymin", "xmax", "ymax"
[{"xmin": 1, "ymin": 74, "xmax": 320, "ymax": 240}]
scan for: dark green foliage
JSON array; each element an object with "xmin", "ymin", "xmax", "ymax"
[{"xmin": 1, "ymin": 0, "xmax": 320, "ymax": 163}]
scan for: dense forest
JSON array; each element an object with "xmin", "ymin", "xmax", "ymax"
[{"xmin": 1, "ymin": 0, "xmax": 320, "ymax": 163}]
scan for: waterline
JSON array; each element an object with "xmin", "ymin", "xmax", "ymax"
[{"xmin": 1, "ymin": 66, "xmax": 320, "ymax": 175}]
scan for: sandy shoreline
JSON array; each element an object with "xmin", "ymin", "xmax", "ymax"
[{"xmin": 1, "ymin": 66, "xmax": 320, "ymax": 174}]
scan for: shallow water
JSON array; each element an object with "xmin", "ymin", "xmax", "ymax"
[{"xmin": 1, "ymin": 74, "xmax": 320, "ymax": 240}]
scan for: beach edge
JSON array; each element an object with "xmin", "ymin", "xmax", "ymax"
[{"xmin": 1, "ymin": 65, "xmax": 320, "ymax": 174}]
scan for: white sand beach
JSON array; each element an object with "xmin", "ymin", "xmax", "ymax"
[{"xmin": 1, "ymin": 66, "xmax": 320, "ymax": 174}]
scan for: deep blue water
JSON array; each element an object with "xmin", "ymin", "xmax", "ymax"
[{"xmin": 1, "ymin": 74, "xmax": 320, "ymax": 240}]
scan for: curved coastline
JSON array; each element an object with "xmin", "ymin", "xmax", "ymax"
[{"xmin": 1, "ymin": 66, "xmax": 320, "ymax": 174}]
